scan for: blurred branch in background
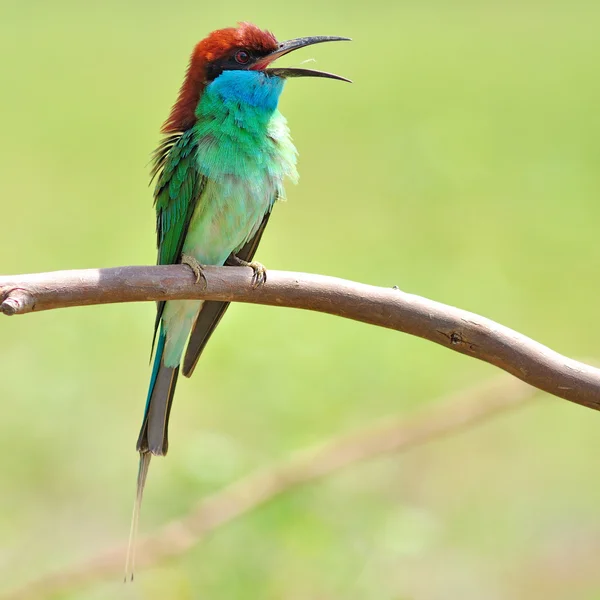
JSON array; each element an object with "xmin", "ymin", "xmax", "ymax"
[
  {"xmin": 2, "ymin": 265, "xmax": 600, "ymax": 409},
  {"xmin": 2, "ymin": 376, "xmax": 538, "ymax": 600}
]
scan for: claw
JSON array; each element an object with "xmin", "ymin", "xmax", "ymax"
[
  {"xmin": 247, "ymin": 261, "xmax": 267, "ymax": 288},
  {"xmin": 181, "ymin": 254, "xmax": 207, "ymax": 289},
  {"xmin": 226, "ymin": 254, "xmax": 267, "ymax": 288}
]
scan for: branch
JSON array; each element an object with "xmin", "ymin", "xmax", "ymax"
[
  {"xmin": 1, "ymin": 376, "xmax": 537, "ymax": 600},
  {"xmin": 1, "ymin": 265, "xmax": 599, "ymax": 409}
]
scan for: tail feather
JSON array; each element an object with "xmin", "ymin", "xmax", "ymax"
[
  {"xmin": 182, "ymin": 300, "xmax": 229, "ymax": 377},
  {"xmin": 124, "ymin": 452, "xmax": 151, "ymax": 581},
  {"xmin": 136, "ymin": 329, "xmax": 179, "ymax": 455},
  {"xmin": 126, "ymin": 326, "xmax": 180, "ymax": 580}
]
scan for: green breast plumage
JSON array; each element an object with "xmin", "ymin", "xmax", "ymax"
[{"xmin": 184, "ymin": 70, "xmax": 298, "ymax": 265}]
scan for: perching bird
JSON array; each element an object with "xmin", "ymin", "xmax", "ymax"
[{"xmin": 125, "ymin": 22, "xmax": 350, "ymax": 577}]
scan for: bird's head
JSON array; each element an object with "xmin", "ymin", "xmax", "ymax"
[{"xmin": 163, "ymin": 22, "xmax": 350, "ymax": 133}]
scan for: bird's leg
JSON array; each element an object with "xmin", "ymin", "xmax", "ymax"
[
  {"xmin": 181, "ymin": 254, "xmax": 207, "ymax": 288},
  {"xmin": 226, "ymin": 254, "xmax": 267, "ymax": 288}
]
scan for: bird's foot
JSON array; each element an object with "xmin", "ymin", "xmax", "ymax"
[
  {"xmin": 226, "ymin": 254, "xmax": 267, "ymax": 288},
  {"xmin": 181, "ymin": 254, "xmax": 207, "ymax": 288}
]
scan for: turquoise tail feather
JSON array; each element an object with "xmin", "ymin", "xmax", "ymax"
[
  {"xmin": 127, "ymin": 325, "xmax": 179, "ymax": 580},
  {"xmin": 136, "ymin": 326, "xmax": 179, "ymax": 456}
]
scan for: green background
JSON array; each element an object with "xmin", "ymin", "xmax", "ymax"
[{"xmin": 1, "ymin": 1, "xmax": 599, "ymax": 598}]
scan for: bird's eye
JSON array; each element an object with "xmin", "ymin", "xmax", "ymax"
[{"xmin": 235, "ymin": 50, "xmax": 250, "ymax": 64}]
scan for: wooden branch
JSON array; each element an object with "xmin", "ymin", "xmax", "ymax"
[
  {"xmin": 1, "ymin": 265, "xmax": 599, "ymax": 409},
  {"xmin": 1, "ymin": 376, "xmax": 537, "ymax": 600}
]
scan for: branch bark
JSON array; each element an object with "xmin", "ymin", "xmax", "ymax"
[
  {"xmin": 1, "ymin": 265, "xmax": 599, "ymax": 409},
  {"xmin": 1, "ymin": 376, "xmax": 537, "ymax": 600}
]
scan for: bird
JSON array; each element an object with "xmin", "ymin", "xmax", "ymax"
[{"xmin": 125, "ymin": 22, "xmax": 350, "ymax": 578}]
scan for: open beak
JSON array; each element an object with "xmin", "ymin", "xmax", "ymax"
[{"xmin": 253, "ymin": 35, "xmax": 352, "ymax": 83}]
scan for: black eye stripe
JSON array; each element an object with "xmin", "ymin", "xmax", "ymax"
[{"xmin": 206, "ymin": 48, "xmax": 268, "ymax": 81}]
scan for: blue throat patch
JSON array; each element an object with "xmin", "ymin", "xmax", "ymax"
[
  {"xmin": 203, "ymin": 70, "xmax": 285, "ymax": 112},
  {"xmin": 193, "ymin": 69, "xmax": 295, "ymax": 180}
]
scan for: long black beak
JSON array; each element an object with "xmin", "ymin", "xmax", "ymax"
[{"xmin": 253, "ymin": 35, "xmax": 352, "ymax": 83}]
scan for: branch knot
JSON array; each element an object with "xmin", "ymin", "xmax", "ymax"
[{"xmin": 0, "ymin": 288, "xmax": 34, "ymax": 316}]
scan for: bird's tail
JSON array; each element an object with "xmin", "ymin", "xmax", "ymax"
[
  {"xmin": 125, "ymin": 327, "xmax": 179, "ymax": 580},
  {"xmin": 136, "ymin": 327, "xmax": 179, "ymax": 456},
  {"xmin": 124, "ymin": 452, "xmax": 151, "ymax": 581}
]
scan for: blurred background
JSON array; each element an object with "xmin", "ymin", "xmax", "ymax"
[{"xmin": 1, "ymin": 0, "xmax": 600, "ymax": 598}]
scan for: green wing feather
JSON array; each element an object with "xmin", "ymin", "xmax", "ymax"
[{"xmin": 151, "ymin": 130, "xmax": 206, "ymax": 349}]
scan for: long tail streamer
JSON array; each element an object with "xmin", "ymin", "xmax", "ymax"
[{"xmin": 124, "ymin": 452, "xmax": 151, "ymax": 581}]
